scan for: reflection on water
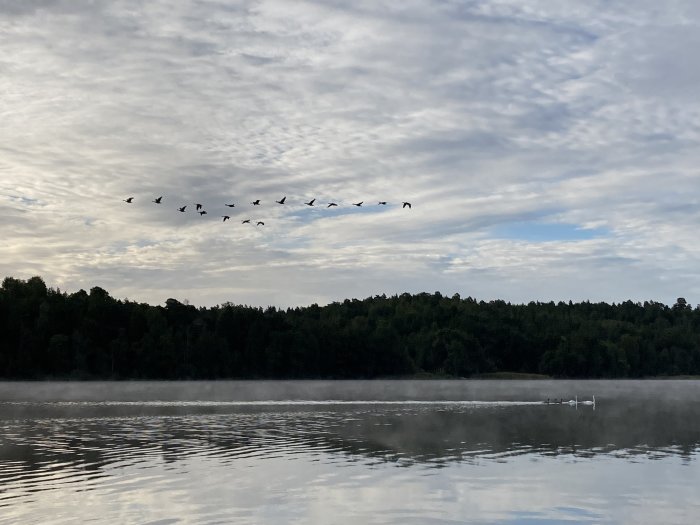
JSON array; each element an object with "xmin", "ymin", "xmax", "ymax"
[{"xmin": 0, "ymin": 380, "xmax": 699, "ymax": 524}]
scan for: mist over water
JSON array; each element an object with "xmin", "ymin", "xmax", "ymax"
[
  {"xmin": 1, "ymin": 380, "xmax": 699, "ymax": 524},
  {"xmin": 1, "ymin": 378, "xmax": 696, "ymax": 402}
]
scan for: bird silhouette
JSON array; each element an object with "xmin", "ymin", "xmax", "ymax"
[
  {"xmin": 402, "ymin": 202, "xmax": 412, "ymax": 209},
  {"xmin": 123, "ymin": 197, "xmax": 134, "ymax": 203},
  {"xmin": 378, "ymin": 201, "xmax": 387, "ymax": 205},
  {"xmin": 251, "ymin": 200, "xmax": 260, "ymax": 205},
  {"xmin": 222, "ymin": 215, "xmax": 230, "ymax": 222},
  {"xmin": 276, "ymin": 196, "xmax": 286, "ymax": 204},
  {"xmin": 178, "ymin": 205, "xmax": 187, "ymax": 212},
  {"xmin": 256, "ymin": 221, "xmax": 265, "ymax": 226},
  {"xmin": 327, "ymin": 202, "xmax": 338, "ymax": 208},
  {"xmin": 225, "ymin": 203, "xmax": 236, "ymax": 208},
  {"xmin": 305, "ymin": 198, "xmax": 316, "ymax": 206},
  {"xmin": 242, "ymin": 219, "xmax": 251, "ymax": 224},
  {"xmin": 196, "ymin": 203, "xmax": 203, "ymax": 210},
  {"xmin": 199, "ymin": 210, "xmax": 207, "ymax": 216},
  {"xmin": 353, "ymin": 201, "xmax": 363, "ymax": 207},
  {"xmin": 153, "ymin": 196, "xmax": 162, "ymax": 204}
]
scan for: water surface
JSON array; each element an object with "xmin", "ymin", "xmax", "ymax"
[{"xmin": 0, "ymin": 380, "xmax": 698, "ymax": 524}]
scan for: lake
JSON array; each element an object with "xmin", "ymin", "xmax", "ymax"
[{"xmin": 0, "ymin": 380, "xmax": 698, "ymax": 524}]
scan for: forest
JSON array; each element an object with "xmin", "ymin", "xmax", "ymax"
[{"xmin": 1, "ymin": 276, "xmax": 700, "ymax": 379}]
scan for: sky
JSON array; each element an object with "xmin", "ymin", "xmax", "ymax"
[{"xmin": 2, "ymin": 0, "xmax": 700, "ymax": 308}]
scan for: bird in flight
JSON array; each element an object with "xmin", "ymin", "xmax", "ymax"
[
  {"xmin": 305, "ymin": 198, "xmax": 316, "ymax": 206},
  {"xmin": 327, "ymin": 202, "xmax": 338, "ymax": 208},
  {"xmin": 225, "ymin": 203, "xmax": 236, "ymax": 208},
  {"xmin": 402, "ymin": 202, "xmax": 411, "ymax": 209},
  {"xmin": 178, "ymin": 205, "xmax": 187, "ymax": 212},
  {"xmin": 378, "ymin": 201, "xmax": 387, "ymax": 205},
  {"xmin": 222, "ymin": 215, "xmax": 230, "ymax": 222},
  {"xmin": 353, "ymin": 201, "xmax": 363, "ymax": 207},
  {"xmin": 251, "ymin": 200, "xmax": 261, "ymax": 205},
  {"xmin": 153, "ymin": 196, "xmax": 162, "ymax": 204},
  {"xmin": 256, "ymin": 221, "xmax": 265, "ymax": 226},
  {"xmin": 242, "ymin": 219, "xmax": 251, "ymax": 224},
  {"xmin": 123, "ymin": 197, "xmax": 134, "ymax": 203},
  {"xmin": 196, "ymin": 203, "xmax": 203, "ymax": 210},
  {"xmin": 199, "ymin": 210, "xmax": 207, "ymax": 216},
  {"xmin": 276, "ymin": 196, "xmax": 286, "ymax": 204}
]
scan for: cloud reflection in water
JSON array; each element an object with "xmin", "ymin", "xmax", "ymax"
[{"xmin": 0, "ymin": 380, "xmax": 699, "ymax": 524}]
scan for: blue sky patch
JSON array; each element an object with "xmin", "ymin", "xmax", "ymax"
[{"xmin": 492, "ymin": 222, "xmax": 606, "ymax": 242}]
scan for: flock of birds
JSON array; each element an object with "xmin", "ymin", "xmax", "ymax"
[{"xmin": 122, "ymin": 195, "xmax": 412, "ymax": 225}]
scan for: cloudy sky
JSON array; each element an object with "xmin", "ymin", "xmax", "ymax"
[{"xmin": 2, "ymin": 0, "xmax": 700, "ymax": 308}]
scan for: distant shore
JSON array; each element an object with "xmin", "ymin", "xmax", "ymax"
[
  {"xmin": 4, "ymin": 276, "xmax": 700, "ymax": 380},
  {"xmin": 2, "ymin": 373, "xmax": 700, "ymax": 382}
]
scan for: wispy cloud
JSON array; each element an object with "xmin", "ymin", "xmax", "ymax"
[{"xmin": 2, "ymin": 0, "xmax": 700, "ymax": 306}]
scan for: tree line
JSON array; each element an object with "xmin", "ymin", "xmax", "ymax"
[{"xmin": 1, "ymin": 276, "xmax": 699, "ymax": 379}]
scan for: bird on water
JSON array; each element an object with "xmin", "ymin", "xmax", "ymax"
[{"xmin": 276, "ymin": 196, "xmax": 286, "ymax": 204}]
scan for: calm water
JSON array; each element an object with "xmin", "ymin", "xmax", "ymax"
[{"xmin": 0, "ymin": 380, "xmax": 698, "ymax": 524}]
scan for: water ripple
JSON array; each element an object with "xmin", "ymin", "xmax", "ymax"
[{"xmin": 1, "ymin": 394, "xmax": 699, "ymax": 524}]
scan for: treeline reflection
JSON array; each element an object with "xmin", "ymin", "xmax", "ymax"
[{"xmin": 1, "ymin": 399, "xmax": 698, "ymax": 492}]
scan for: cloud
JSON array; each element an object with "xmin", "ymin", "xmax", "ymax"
[{"xmin": 2, "ymin": 0, "xmax": 700, "ymax": 306}]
